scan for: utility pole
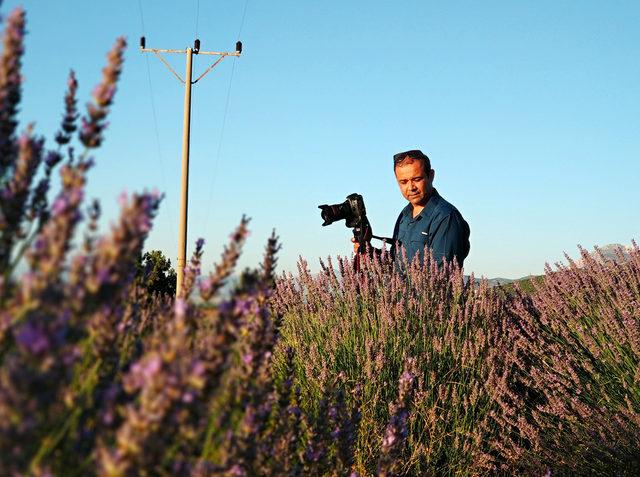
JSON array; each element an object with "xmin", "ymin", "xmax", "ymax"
[{"xmin": 140, "ymin": 37, "xmax": 242, "ymax": 297}]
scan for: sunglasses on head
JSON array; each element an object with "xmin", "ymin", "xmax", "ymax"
[{"xmin": 393, "ymin": 150, "xmax": 430, "ymax": 167}]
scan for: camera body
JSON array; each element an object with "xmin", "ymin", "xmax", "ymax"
[
  {"xmin": 318, "ymin": 193, "xmax": 372, "ymax": 254},
  {"xmin": 318, "ymin": 193, "xmax": 366, "ymax": 228}
]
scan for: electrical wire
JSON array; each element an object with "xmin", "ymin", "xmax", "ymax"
[
  {"xmin": 237, "ymin": 0, "xmax": 250, "ymax": 40},
  {"xmin": 201, "ymin": 0, "xmax": 249, "ymax": 230},
  {"xmin": 194, "ymin": 0, "xmax": 200, "ymax": 39},
  {"xmin": 137, "ymin": 0, "xmax": 146, "ymax": 33},
  {"xmin": 201, "ymin": 60, "xmax": 237, "ymax": 228},
  {"xmin": 137, "ymin": 0, "xmax": 177, "ymax": 243}
]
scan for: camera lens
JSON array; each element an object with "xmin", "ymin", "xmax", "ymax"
[
  {"xmin": 320, "ymin": 206, "xmax": 332, "ymax": 224},
  {"xmin": 319, "ymin": 201, "xmax": 351, "ymax": 226}
]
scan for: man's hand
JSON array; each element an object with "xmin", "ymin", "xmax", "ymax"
[
  {"xmin": 351, "ymin": 237, "xmax": 359, "ymax": 253},
  {"xmin": 351, "ymin": 223, "xmax": 373, "ymax": 253}
]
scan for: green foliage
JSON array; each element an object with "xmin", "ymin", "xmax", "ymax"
[
  {"xmin": 499, "ymin": 275, "xmax": 544, "ymax": 296},
  {"xmin": 134, "ymin": 249, "xmax": 177, "ymax": 298},
  {"xmin": 233, "ymin": 267, "xmax": 262, "ymax": 295}
]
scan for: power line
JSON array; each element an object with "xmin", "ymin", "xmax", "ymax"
[
  {"xmin": 194, "ymin": 0, "xmax": 200, "ymax": 39},
  {"xmin": 137, "ymin": 0, "xmax": 177, "ymax": 244},
  {"xmin": 202, "ymin": 58, "xmax": 237, "ymax": 229},
  {"xmin": 237, "ymin": 0, "xmax": 250, "ymax": 40},
  {"xmin": 137, "ymin": 0, "xmax": 146, "ymax": 33},
  {"xmin": 143, "ymin": 56, "xmax": 177, "ymax": 240},
  {"xmin": 202, "ymin": 0, "xmax": 249, "ymax": 230}
]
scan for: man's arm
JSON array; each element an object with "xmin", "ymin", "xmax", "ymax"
[
  {"xmin": 429, "ymin": 212, "xmax": 470, "ymax": 267},
  {"xmin": 351, "ymin": 211, "xmax": 403, "ymax": 258}
]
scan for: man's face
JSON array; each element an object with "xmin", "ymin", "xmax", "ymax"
[{"xmin": 394, "ymin": 158, "xmax": 434, "ymax": 207}]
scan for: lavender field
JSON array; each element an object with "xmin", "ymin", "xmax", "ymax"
[{"xmin": 1, "ymin": 7, "xmax": 639, "ymax": 476}]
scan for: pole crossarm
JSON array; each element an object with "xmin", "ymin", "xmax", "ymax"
[
  {"xmin": 140, "ymin": 47, "xmax": 239, "ymax": 56},
  {"xmin": 197, "ymin": 51, "xmax": 241, "ymax": 56},
  {"xmin": 141, "ymin": 47, "xmax": 188, "ymax": 54},
  {"xmin": 141, "ymin": 47, "xmax": 241, "ymax": 85}
]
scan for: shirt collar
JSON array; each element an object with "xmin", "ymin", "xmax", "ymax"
[{"xmin": 401, "ymin": 188, "xmax": 440, "ymax": 221}]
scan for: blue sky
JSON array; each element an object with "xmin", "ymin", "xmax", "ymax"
[{"xmin": 6, "ymin": 0, "xmax": 640, "ymax": 278}]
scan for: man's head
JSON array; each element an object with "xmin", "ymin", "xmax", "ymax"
[{"xmin": 393, "ymin": 149, "xmax": 435, "ymax": 208}]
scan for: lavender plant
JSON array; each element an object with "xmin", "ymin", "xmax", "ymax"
[
  {"xmin": 272, "ymin": 244, "xmax": 640, "ymax": 476},
  {"xmin": 503, "ymin": 243, "xmax": 640, "ymax": 475},
  {"xmin": 272, "ymin": 250, "xmax": 522, "ymax": 476}
]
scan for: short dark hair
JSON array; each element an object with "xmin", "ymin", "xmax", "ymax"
[{"xmin": 393, "ymin": 149, "xmax": 431, "ymax": 171}]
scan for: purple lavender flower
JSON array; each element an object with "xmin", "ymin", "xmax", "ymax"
[
  {"xmin": 199, "ymin": 216, "xmax": 250, "ymax": 302},
  {"xmin": 0, "ymin": 8, "xmax": 25, "ymax": 170},
  {"xmin": 15, "ymin": 322, "xmax": 50, "ymax": 354},
  {"xmin": 25, "ymin": 160, "xmax": 91, "ymax": 288},
  {"xmin": 0, "ymin": 131, "xmax": 43, "ymax": 269},
  {"xmin": 79, "ymin": 37, "xmax": 126, "ymax": 148},
  {"xmin": 242, "ymin": 352, "xmax": 254, "ymax": 365},
  {"xmin": 54, "ymin": 70, "xmax": 78, "ymax": 145},
  {"xmin": 228, "ymin": 464, "xmax": 246, "ymax": 477},
  {"xmin": 44, "ymin": 150, "xmax": 62, "ymax": 170},
  {"xmin": 235, "ymin": 297, "xmax": 255, "ymax": 316}
]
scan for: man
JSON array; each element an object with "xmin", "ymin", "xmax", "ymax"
[{"xmin": 354, "ymin": 149, "xmax": 470, "ymax": 267}]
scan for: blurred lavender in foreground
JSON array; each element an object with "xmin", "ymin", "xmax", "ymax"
[
  {"xmin": 0, "ymin": 7, "xmax": 27, "ymax": 271},
  {"xmin": 55, "ymin": 71, "xmax": 79, "ymax": 146},
  {"xmin": 0, "ymin": 7, "xmax": 24, "ymax": 170},
  {"xmin": 79, "ymin": 37, "xmax": 125, "ymax": 149}
]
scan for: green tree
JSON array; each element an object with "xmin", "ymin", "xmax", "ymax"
[{"xmin": 135, "ymin": 249, "xmax": 177, "ymax": 297}]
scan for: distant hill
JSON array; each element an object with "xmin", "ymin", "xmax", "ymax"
[
  {"xmin": 486, "ymin": 277, "xmax": 516, "ymax": 287},
  {"xmin": 574, "ymin": 243, "xmax": 632, "ymax": 267},
  {"xmin": 471, "ymin": 275, "xmax": 542, "ymax": 294}
]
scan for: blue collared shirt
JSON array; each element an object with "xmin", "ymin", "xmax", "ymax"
[{"xmin": 392, "ymin": 189, "xmax": 470, "ymax": 267}]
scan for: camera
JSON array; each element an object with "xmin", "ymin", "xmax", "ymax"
[
  {"xmin": 318, "ymin": 193, "xmax": 374, "ymax": 258},
  {"xmin": 319, "ymin": 194, "xmax": 395, "ymax": 269},
  {"xmin": 318, "ymin": 193, "xmax": 367, "ymax": 228}
]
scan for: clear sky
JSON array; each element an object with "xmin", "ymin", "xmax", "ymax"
[{"xmin": 6, "ymin": 0, "xmax": 640, "ymax": 279}]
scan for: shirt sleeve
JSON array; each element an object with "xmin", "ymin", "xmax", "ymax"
[{"xmin": 429, "ymin": 212, "xmax": 469, "ymax": 267}]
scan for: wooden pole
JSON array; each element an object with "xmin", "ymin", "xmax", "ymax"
[
  {"xmin": 176, "ymin": 47, "xmax": 194, "ymax": 296},
  {"xmin": 140, "ymin": 39, "xmax": 241, "ymax": 297}
]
